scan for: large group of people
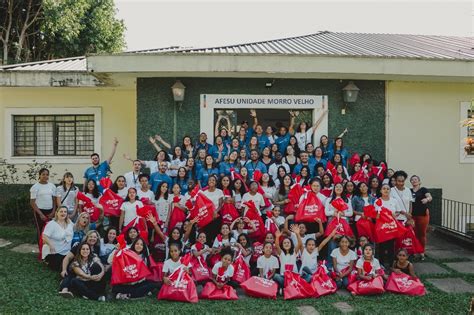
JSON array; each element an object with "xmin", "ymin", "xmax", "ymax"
[{"xmin": 30, "ymin": 110, "xmax": 431, "ymax": 301}]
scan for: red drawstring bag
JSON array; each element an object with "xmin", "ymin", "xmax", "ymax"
[
  {"xmin": 240, "ymin": 276, "xmax": 278, "ymax": 299},
  {"xmin": 347, "ymin": 276, "xmax": 385, "ymax": 295},
  {"xmin": 168, "ymin": 204, "xmax": 187, "ymax": 231},
  {"xmin": 190, "ymin": 255, "xmax": 211, "ymax": 282},
  {"xmin": 285, "ymin": 184, "xmax": 304, "ymax": 215},
  {"xmin": 251, "ymin": 242, "xmax": 264, "ymax": 263},
  {"xmin": 324, "ymin": 217, "xmax": 354, "ymax": 237},
  {"xmin": 99, "ymin": 189, "xmax": 123, "ymax": 217},
  {"xmin": 243, "ymin": 200, "xmax": 265, "ymax": 241},
  {"xmin": 157, "ymin": 266, "xmax": 199, "ymax": 303},
  {"xmin": 338, "ymin": 266, "xmax": 358, "ymax": 285},
  {"xmin": 220, "ymin": 203, "xmax": 240, "ymax": 225},
  {"xmin": 351, "ymin": 170, "xmax": 368, "ymax": 184},
  {"xmin": 349, "ymin": 153, "xmax": 360, "ymax": 167},
  {"xmin": 209, "ymin": 253, "xmax": 222, "ymax": 268},
  {"xmin": 111, "ymin": 249, "xmax": 151, "ymax": 285},
  {"xmin": 99, "ymin": 177, "xmax": 112, "ymax": 190},
  {"xmin": 374, "ymin": 209, "xmax": 406, "ymax": 243},
  {"xmin": 331, "ymin": 198, "xmax": 349, "ymax": 212},
  {"xmin": 200, "ymin": 282, "xmax": 239, "ymax": 300},
  {"xmin": 264, "ymin": 215, "xmax": 278, "ymax": 235},
  {"xmin": 310, "ymin": 265, "xmax": 337, "ymax": 297},
  {"xmin": 146, "ymin": 256, "xmax": 164, "ymax": 282},
  {"xmin": 77, "ymin": 192, "xmax": 101, "ymax": 222},
  {"xmin": 121, "ymin": 216, "xmax": 149, "ymax": 243},
  {"xmin": 363, "ymin": 204, "xmax": 378, "ymax": 219},
  {"xmin": 320, "ymin": 188, "xmax": 333, "ymax": 198},
  {"xmin": 189, "ymin": 192, "xmax": 215, "ymax": 228},
  {"xmin": 295, "ymin": 192, "xmax": 327, "ymax": 223},
  {"xmin": 136, "ymin": 204, "xmax": 159, "ymax": 229},
  {"xmin": 356, "ymin": 218, "xmax": 375, "ymax": 241},
  {"xmin": 284, "ymin": 271, "xmax": 316, "ymax": 300},
  {"xmin": 232, "ymin": 252, "xmax": 251, "ymax": 283},
  {"xmin": 385, "ymin": 273, "xmax": 426, "ymax": 296},
  {"xmin": 395, "ymin": 225, "xmax": 423, "ymax": 255}
]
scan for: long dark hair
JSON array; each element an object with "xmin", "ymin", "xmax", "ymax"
[
  {"xmin": 111, "ymin": 176, "xmax": 126, "ymax": 193},
  {"xmin": 84, "ymin": 179, "xmax": 100, "ymax": 198},
  {"xmin": 155, "ymin": 149, "xmax": 171, "ymax": 162},
  {"xmin": 125, "ymin": 227, "xmax": 139, "ymax": 245},
  {"xmin": 298, "ymin": 166, "xmax": 311, "ymax": 186},
  {"xmin": 73, "ymin": 242, "xmax": 94, "ymax": 266},
  {"xmin": 172, "ymin": 146, "xmax": 185, "ymax": 161},
  {"xmin": 232, "ymin": 179, "xmax": 247, "ymax": 195},
  {"xmin": 330, "ymin": 183, "xmax": 348, "ymax": 203},
  {"xmin": 155, "ymin": 182, "xmax": 169, "ymax": 200},
  {"xmin": 167, "ymin": 227, "xmax": 183, "ymax": 254},
  {"xmin": 278, "ymin": 174, "xmax": 293, "ymax": 196},
  {"xmin": 354, "ymin": 182, "xmax": 369, "ymax": 198},
  {"xmin": 131, "ymin": 237, "xmax": 151, "ymax": 266},
  {"xmin": 124, "ymin": 187, "xmax": 138, "ymax": 202}
]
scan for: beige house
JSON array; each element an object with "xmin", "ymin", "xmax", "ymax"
[{"xmin": 0, "ymin": 32, "xmax": 473, "ymax": 209}]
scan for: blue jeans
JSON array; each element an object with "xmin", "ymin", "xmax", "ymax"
[
  {"xmin": 301, "ymin": 266, "xmax": 314, "ymax": 283},
  {"xmin": 326, "ymin": 240, "xmax": 337, "ymax": 269},
  {"xmin": 273, "ymin": 274, "xmax": 284, "ymax": 289},
  {"xmin": 336, "ymin": 276, "xmax": 349, "ymax": 289}
]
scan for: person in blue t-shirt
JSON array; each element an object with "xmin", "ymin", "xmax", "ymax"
[
  {"xmin": 293, "ymin": 151, "xmax": 316, "ymax": 177},
  {"xmin": 83, "ymin": 138, "xmax": 118, "ymax": 191},
  {"xmin": 195, "ymin": 132, "xmax": 212, "ymax": 153},
  {"xmin": 209, "ymin": 135, "xmax": 229, "ymax": 162},
  {"xmin": 328, "ymin": 133, "xmax": 349, "ymax": 167},
  {"xmin": 197, "ymin": 155, "xmax": 219, "ymax": 187},
  {"xmin": 244, "ymin": 149, "xmax": 267, "ymax": 179},
  {"xmin": 149, "ymin": 161, "xmax": 173, "ymax": 193},
  {"xmin": 274, "ymin": 110, "xmax": 296, "ymax": 154},
  {"xmin": 310, "ymin": 146, "xmax": 328, "ymax": 169},
  {"xmin": 219, "ymin": 150, "xmax": 239, "ymax": 177}
]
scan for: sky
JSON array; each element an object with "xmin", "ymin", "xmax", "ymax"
[{"xmin": 114, "ymin": 0, "xmax": 473, "ymax": 51}]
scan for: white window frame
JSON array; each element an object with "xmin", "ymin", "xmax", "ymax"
[
  {"xmin": 4, "ymin": 107, "xmax": 102, "ymax": 164},
  {"xmin": 460, "ymin": 101, "xmax": 474, "ymax": 164},
  {"xmin": 200, "ymin": 94, "xmax": 328, "ymax": 144}
]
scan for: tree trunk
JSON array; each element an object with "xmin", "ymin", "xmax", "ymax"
[{"xmin": 1, "ymin": 0, "xmax": 14, "ymax": 65}]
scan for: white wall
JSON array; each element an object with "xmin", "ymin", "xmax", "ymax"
[{"xmin": 386, "ymin": 81, "xmax": 474, "ymax": 204}]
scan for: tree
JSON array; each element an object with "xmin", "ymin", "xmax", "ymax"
[{"xmin": 0, "ymin": 0, "xmax": 125, "ymax": 65}]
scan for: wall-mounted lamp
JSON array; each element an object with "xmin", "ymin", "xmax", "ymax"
[
  {"xmin": 341, "ymin": 81, "xmax": 359, "ymax": 115},
  {"xmin": 171, "ymin": 80, "xmax": 186, "ymax": 102},
  {"xmin": 265, "ymin": 79, "xmax": 275, "ymax": 89},
  {"xmin": 342, "ymin": 81, "xmax": 360, "ymax": 103}
]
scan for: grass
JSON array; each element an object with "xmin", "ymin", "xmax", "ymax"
[{"xmin": 0, "ymin": 226, "xmax": 472, "ymax": 314}]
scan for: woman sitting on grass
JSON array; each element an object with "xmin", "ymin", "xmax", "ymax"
[{"xmin": 59, "ymin": 242, "xmax": 106, "ymax": 301}]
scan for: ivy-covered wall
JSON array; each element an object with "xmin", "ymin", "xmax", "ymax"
[{"xmin": 137, "ymin": 78, "xmax": 385, "ymax": 161}]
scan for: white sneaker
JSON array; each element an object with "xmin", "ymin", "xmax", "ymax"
[
  {"xmin": 115, "ymin": 293, "xmax": 130, "ymax": 300},
  {"xmin": 98, "ymin": 296, "xmax": 106, "ymax": 302}
]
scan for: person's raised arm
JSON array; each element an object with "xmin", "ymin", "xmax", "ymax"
[
  {"xmin": 337, "ymin": 128, "xmax": 348, "ymax": 139},
  {"xmin": 118, "ymin": 210, "xmax": 125, "ymax": 233},
  {"xmin": 290, "ymin": 224, "xmax": 303, "ymax": 253},
  {"xmin": 106, "ymin": 137, "xmax": 119, "ymax": 165},
  {"xmin": 229, "ymin": 217, "xmax": 241, "ymax": 231},
  {"xmin": 214, "ymin": 114, "xmax": 223, "ymax": 137},
  {"xmin": 288, "ymin": 111, "xmax": 297, "ymax": 135},
  {"xmin": 183, "ymin": 217, "xmax": 198, "ymax": 242},
  {"xmin": 147, "ymin": 214, "xmax": 166, "ymax": 241},
  {"xmin": 317, "ymin": 229, "xmax": 337, "ymax": 251},
  {"xmin": 149, "ymin": 136, "xmax": 162, "ymax": 152},
  {"xmin": 250, "ymin": 109, "xmax": 258, "ymax": 129},
  {"xmin": 315, "ymin": 217, "xmax": 324, "ymax": 238},
  {"xmin": 243, "ymin": 217, "xmax": 256, "ymax": 234},
  {"xmin": 155, "ymin": 135, "xmax": 172, "ymax": 150},
  {"xmin": 283, "ymin": 214, "xmax": 294, "ymax": 234},
  {"xmin": 274, "ymin": 230, "xmax": 282, "ymax": 255}
]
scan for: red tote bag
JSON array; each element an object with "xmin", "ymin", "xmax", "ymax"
[
  {"xmin": 111, "ymin": 249, "xmax": 151, "ymax": 285},
  {"xmin": 200, "ymin": 282, "xmax": 239, "ymax": 300},
  {"xmin": 240, "ymin": 276, "xmax": 278, "ymax": 299},
  {"xmin": 324, "ymin": 217, "xmax": 354, "ymax": 237},
  {"xmin": 347, "ymin": 276, "xmax": 385, "ymax": 296},
  {"xmin": 295, "ymin": 192, "xmax": 327, "ymax": 223},
  {"xmin": 121, "ymin": 216, "xmax": 149, "ymax": 243},
  {"xmin": 77, "ymin": 192, "xmax": 101, "ymax": 222},
  {"xmin": 168, "ymin": 205, "xmax": 187, "ymax": 231},
  {"xmin": 374, "ymin": 209, "xmax": 404, "ymax": 243},
  {"xmin": 310, "ymin": 266, "xmax": 337, "ymax": 298},
  {"xmin": 232, "ymin": 253, "xmax": 251, "ymax": 284},
  {"xmin": 99, "ymin": 189, "xmax": 123, "ymax": 217},
  {"xmin": 220, "ymin": 203, "xmax": 240, "ymax": 225},
  {"xmin": 157, "ymin": 267, "xmax": 199, "ymax": 303},
  {"xmin": 356, "ymin": 217, "xmax": 375, "ymax": 241},
  {"xmin": 146, "ymin": 256, "xmax": 164, "ymax": 282},
  {"xmin": 251, "ymin": 242, "xmax": 264, "ymax": 263},
  {"xmin": 285, "ymin": 184, "xmax": 304, "ymax": 215},
  {"xmin": 189, "ymin": 192, "xmax": 215, "ymax": 228},
  {"xmin": 243, "ymin": 201, "xmax": 265, "ymax": 241},
  {"xmin": 385, "ymin": 273, "xmax": 425, "ymax": 296},
  {"xmin": 190, "ymin": 256, "xmax": 211, "ymax": 282},
  {"xmin": 395, "ymin": 225, "xmax": 423, "ymax": 255},
  {"xmin": 283, "ymin": 272, "xmax": 316, "ymax": 300}
]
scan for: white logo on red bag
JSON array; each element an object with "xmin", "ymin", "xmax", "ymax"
[
  {"xmin": 106, "ymin": 199, "xmax": 119, "ymax": 208},
  {"xmin": 394, "ymin": 276, "xmax": 414, "ymax": 288},
  {"xmin": 197, "ymin": 206, "xmax": 209, "ymax": 221},
  {"xmin": 401, "ymin": 238, "xmax": 413, "ymax": 246},
  {"xmin": 304, "ymin": 204, "xmax": 319, "ymax": 214},
  {"xmin": 256, "ymin": 277, "xmax": 275, "ymax": 287},
  {"xmin": 173, "ymin": 279, "xmax": 189, "ymax": 290},
  {"xmin": 335, "ymin": 223, "xmax": 345, "ymax": 233},
  {"xmin": 123, "ymin": 264, "xmax": 139, "ymax": 278},
  {"xmin": 381, "ymin": 221, "xmax": 397, "ymax": 230},
  {"xmin": 359, "ymin": 281, "xmax": 370, "ymax": 288},
  {"xmin": 320, "ymin": 279, "xmax": 335, "ymax": 289},
  {"xmin": 222, "ymin": 213, "xmax": 233, "ymax": 222}
]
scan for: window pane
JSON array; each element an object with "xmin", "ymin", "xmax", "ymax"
[{"xmin": 35, "ymin": 121, "xmax": 54, "ymax": 155}]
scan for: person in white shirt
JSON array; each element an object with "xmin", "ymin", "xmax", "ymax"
[
  {"xmin": 257, "ymin": 242, "xmax": 279, "ymax": 279},
  {"xmin": 390, "ymin": 170, "xmax": 413, "ymax": 223},
  {"xmin": 111, "ymin": 176, "xmax": 128, "ymax": 200},
  {"xmin": 202, "ymin": 176, "xmax": 224, "ymax": 211},
  {"xmin": 294, "ymin": 107, "xmax": 327, "ymax": 152},
  {"xmin": 324, "ymin": 183, "xmax": 354, "ymax": 219},
  {"xmin": 41, "ymin": 206, "xmax": 74, "ymax": 271},
  {"xmin": 242, "ymin": 182, "xmax": 266, "ymax": 215},
  {"xmin": 136, "ymin": 174, "xmax": 155, "ymax": 204},
  {"xmin": 268, "ymin": 152, "xmax": 290, "ymax": 181},
  {"xmin": 300, "ymin": 230, "xmax": 337, "ymax": 282},
  {"xmin": 330, "ymin": 235, "xmax": 357, "ymax": 289},
  {"xmin": 162, "ymin": 244, "xmax": 187, "ymax": 283},
  {"xmin": 285, "ymin": 215, "xmax": 324, "ymax": 246},
  {"xmin": 55, "ymin": 172, "xmax": 79, "ymax": 220},
  {"xmin": 153, "ymin": 182, "xmax": 171, "ymax": 226},
  {"xmin": 355, "ymin": 244, "xmax": 383, "ymax": 280},
  {"xmin": 119, "ymin": 188, "xmax": 144, "ymax": 230},
  {"xmin": 123, "ymin": 159, "xmax": 143, "ymax": 190},
  {"xmin": 30, "ymin": 168, "xmax": 57, "ymax": 243},
  {"xmin": 168, "ymin": 146, "xmax": 187, "ymax": 178},
  {"xmin": 211, "ymin": 248, "xmax": 235, "ymax": 288},
  {"xmin": 273, "ymin": 225, "xmax": 302, "ymax": 290}
]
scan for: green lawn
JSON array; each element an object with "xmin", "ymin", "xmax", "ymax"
[{"xmin": 0, "ymin": 226, "xmax": 472, "ymax": 314}]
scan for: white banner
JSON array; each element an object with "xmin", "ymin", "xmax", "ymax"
[{"xmin": 201, "ymin": 94, "xmax": 324, "ymax": 108}]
